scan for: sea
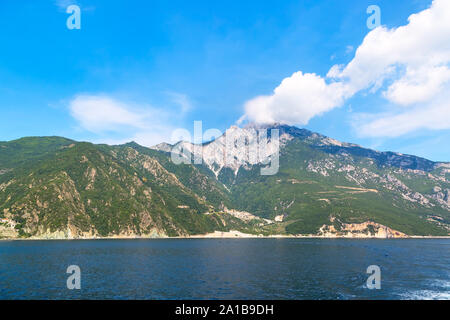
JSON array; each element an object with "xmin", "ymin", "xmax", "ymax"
[{"xmin": 0, "ymin": 238, "xmax": 448, "ymax": 299}]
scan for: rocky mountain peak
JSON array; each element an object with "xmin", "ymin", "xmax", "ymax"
[{"xmin": 151, "ymin": 123, "xmax": 447, "ymax": 175}]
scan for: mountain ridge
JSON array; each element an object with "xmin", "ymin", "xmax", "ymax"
[
  {"xmin": 1, "ymin": 124, "xmax": 449, "ymax": 239},
  {"xmin": 151, "ymin": 123, "xmax": 447, "ymax": 173}
]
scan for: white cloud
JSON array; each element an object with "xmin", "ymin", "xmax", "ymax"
[
  {"xmin": 335, "ymin": 0, "xmax": 450, "ymax": 103},
  {"xmin": 69, "ymin": 94, "xmax": 179, "ymax": 147},
  {"xmin": 242, "ymin": 0, "xmax": 450, "ymax": 137},
  {"xmin": 383, "ymin": 65, "xmax": 450, "ymax": 106},
  {"xmin": 70, "ymin": 95, "xmax": 147, "ymax": 132},
  {"xmin": 242, "ymin": 71, "xmax": 351, "ymax": 125},
  {"xmin": 357, "ymin": 90, "xmax": 450, "ymax": 137}
]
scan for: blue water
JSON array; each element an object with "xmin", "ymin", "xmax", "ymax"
[{"xmin": 0, "ymin": 239, "xmax": 448, "ymax": 299}]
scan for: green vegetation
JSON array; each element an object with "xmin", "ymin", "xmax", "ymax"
[{"xmin": 0, "ymin": 130, "xmax": 449, "ymax": 238}]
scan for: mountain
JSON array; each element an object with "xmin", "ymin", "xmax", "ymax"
[
  {"xmin": 153, "ymin": 124, "xmax": 450, "ymax": 236},
  {"xmin": 0, "ymin": 138, "xmax": 250, "ymax": 239},
  {"xmin": 1, "ymin": 125, "xmax": 449, "ymax": 239}
]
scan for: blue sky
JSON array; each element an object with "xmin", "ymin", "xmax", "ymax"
[{"xmin": 0, "ymin": 0, "xmax": 449, "ymax": 161}]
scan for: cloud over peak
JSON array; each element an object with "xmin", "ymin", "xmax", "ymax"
[
  {"xmin": 242, "ymin": 0, "xmax": 450, "ymax": 137},
  {"xmin": 242, "ymin": 71, "xmax": 350, "ymax": 126}
]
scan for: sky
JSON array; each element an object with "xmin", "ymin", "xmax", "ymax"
[{"xmin": 0, "ymin": 0, "xmax": 449, "ymax": 161}]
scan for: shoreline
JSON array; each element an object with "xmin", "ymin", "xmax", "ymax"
[{"xmin": 1, "ymin": 232, "xmax": 450, "ymax": 241}]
